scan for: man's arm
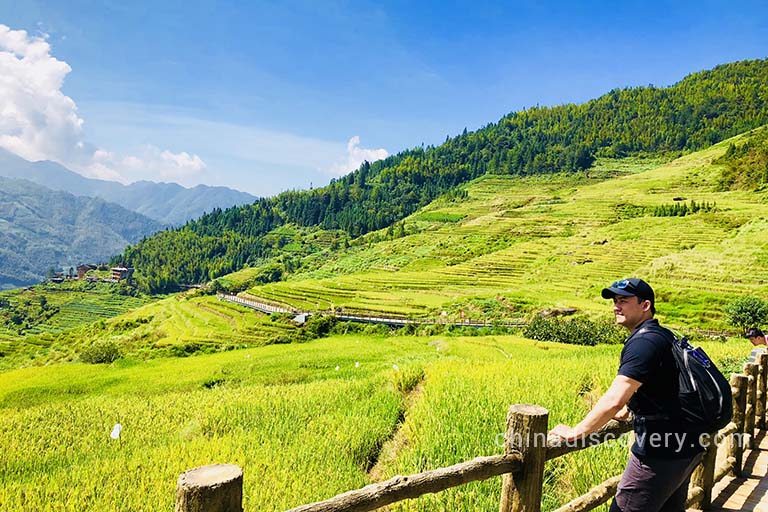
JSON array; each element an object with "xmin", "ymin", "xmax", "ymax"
[{"xmin": 549, "ymin": 375, "xmax": 641, "ymax": 441}]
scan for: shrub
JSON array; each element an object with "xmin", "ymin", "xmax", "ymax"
[
  {"xmin": 267, "ymin": 334, "xmax": 294, "ymax": 345},
  {"xmin": 170, "ymin": 342, "xmax": 203, "ymax": 357},
  {"xmin": 80, "ymin": 341, "xmax": 122, "ymax": 364},
  {"xmin": 329, "ymin": 321, "xmax": 367, "ymax": 335},
  {"xmin": 362, "ymin": 323, "xmax": 391, "ymax": 336},
  {"xmin": 267, "ymin": 315, "xmax": 340, "ymax": 345},
  {"xmin": 524, "ymin": 316, "xmax": 624, "ymax": 346},
  {"xmin": 302, "ymin": 315, "xmax": 337, "ymax": 338},
  {"xmin": 718, "ymin": 355, "xmax": 748, "ymax": 375},
  {"xmin": 254, "ymin": 263, "xmax": 285, "ymax": 284},
  {"xmin": 725, "ymin": 296, "xmax": 768, "ymax": 334}
]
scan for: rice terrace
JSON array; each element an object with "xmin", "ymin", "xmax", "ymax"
[{"xmin": 2, "ymin": 7, "xmax": 768, "ymax": 512}]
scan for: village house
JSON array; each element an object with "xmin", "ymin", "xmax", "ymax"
[
  {"xmin": 111, "ymin": 267, "xmax": 134, "ymax": 282},
  {"xmin": 77, "ymin": 264, "xmax": 98, "ymax": 280}
]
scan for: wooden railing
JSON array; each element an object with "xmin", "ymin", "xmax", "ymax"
[{"xmin": 174, "ymin": 353, "xmax": 768, "ymax": 512}]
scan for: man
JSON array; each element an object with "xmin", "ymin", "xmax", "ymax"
[
  {"xmin": 746, "ymin": 327, "xmax": 767, "ymax": 347},
  {"xmin": 549, "ymin": 278, "xmax": 703, "ymax": 512},
  {"xmin": 746, "ymin": 327, "xmax": 767, "ymax": 363}
]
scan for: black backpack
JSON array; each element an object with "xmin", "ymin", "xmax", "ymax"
[
  {"xmin": 670, "ymin": 335, "xmax": 733, "ymax": 432},
  {"xmin": 636, "ymin": 327, "xmax": 733, "ymax": 432}
]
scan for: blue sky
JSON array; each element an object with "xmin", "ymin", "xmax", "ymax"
[{"xmin": 0, "ymin": 1, "xmax": 766, "ymax": 196}]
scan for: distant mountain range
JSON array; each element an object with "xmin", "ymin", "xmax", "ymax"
[
  {"xmin": 0, "ymin": 149, "xmax": 256, "ymax": 225},
  {"xmin": 0, "ymin": 176, "xmax": 165, "ymax": 289}
]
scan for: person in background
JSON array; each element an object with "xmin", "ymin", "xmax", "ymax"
[
  {"xmin": 746, "ymin": 327, "xmax": 767, "ymax": 363},
  {"xmin": 746, "ymin": 327, "xmax": 767, "ymax": 347},
  {"xmin": 549, "ymin": 278, "xmax": 703, "ymax": 512}
]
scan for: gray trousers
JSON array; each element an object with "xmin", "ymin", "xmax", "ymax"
[{"xmin": 609, "ymin": 452, "xmax": 703, "ymax": 512}]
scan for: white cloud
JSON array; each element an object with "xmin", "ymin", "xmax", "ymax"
[
  {"xmin": 0, "ymin": 24, "xmax": 206, "ymax": 185},
  {"xmin": 74, "ymin": 145, "xmax": 207, "ymax": 185},
  {"xmin": 328, "ymin": 136, "xmax": 388, "ymax": 176}
]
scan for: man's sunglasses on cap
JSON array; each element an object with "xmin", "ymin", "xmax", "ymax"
[
  {"xmin": 611, "ymin": 279, "xmax": 636, "ymax": 291},
  {"xmin": 602, "ymin": 278, "xmax": 655, "ymax": 304}
]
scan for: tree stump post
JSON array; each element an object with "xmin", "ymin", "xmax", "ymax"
[
  {"xmin": 176, "ymin": 464, "xmax": 243, "ymax": 512},
  {"xmin": 499, "ymin": 404, "xmax": 549, "ymax": 512},
  {"xmin": 730, "ymin": 374, "xmax": 748, "ymax": 474},
  {"xmin": 689, "ymin": 433, "xmax": 718, "ymax": 510},
  {"xmin": 757, "ymin": 353, "xmax": 767, "ymax": 429},
  {"xmin": 744, "ymin": 363, "xmax": 758, "ymax": 449}
]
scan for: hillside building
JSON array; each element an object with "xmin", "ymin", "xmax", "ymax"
[
  {"xmin": 111, "ymin": 267, "xmax": 134, "ymax": 282},
  {"xmin": 77, "ymin": 264, "xmax": 98, "ymax": 279}
]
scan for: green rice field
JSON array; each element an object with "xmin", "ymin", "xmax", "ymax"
[{"xmin": 0, "ymin": 333, "xmax": 749, "ymax": 511}]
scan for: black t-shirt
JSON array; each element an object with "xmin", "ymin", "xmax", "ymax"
[{"xmin": 618, "ymin": 319, "xmax": 704, "ymax": 459}]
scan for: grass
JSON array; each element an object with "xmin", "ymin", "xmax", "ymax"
[{"xmin": 0, "ymin": 333, "xmax": 749, "ymax": 511}]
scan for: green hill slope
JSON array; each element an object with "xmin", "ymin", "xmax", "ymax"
[
  {"xmin": 246, "ymin": 131, "xmax": 768, "ymax": 330},
  {"xmin": 120, "ymin": 59, "xmax": 768, "ymax": 293},
  {"xmin": 0, "ymin": 291, "xmax": 297, "ymax": 370}
]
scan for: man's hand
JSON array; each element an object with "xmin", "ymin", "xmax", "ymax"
[
  {"xmin": 548, "ymin": 424, "xmax": 579, "ymax": 442},
  {"xmin": 613, "ymin": 405, "xmax": 631, "ymax": 421}
]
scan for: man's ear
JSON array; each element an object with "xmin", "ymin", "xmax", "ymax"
[{"xmin": 642, "ymin": 300, "xmax": 652, "ymax": 313}]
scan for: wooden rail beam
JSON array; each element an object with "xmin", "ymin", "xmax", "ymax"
[
  {"xmin": 685, "ymin": 486, "xmax": 704, "ymax": 509},
  {"xmin": 286, "ymin": 454, "xmax": 523, "ymax": 512},
  {"xmin": 552, "ymin": 475, "xmax": 622, "ymax": 512},
  {"xmin": 545, "ymin": 420, "xmax": 633, "ymax": 461},
  {"xmin": 713, "ymin": 456, "xmax": 736, "ymax": 485},
  {"xmin": 715, "ymin": 421, "xmax": 738, "ymax": 445}
]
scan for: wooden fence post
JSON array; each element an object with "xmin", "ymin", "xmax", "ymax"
[
  {"xmin": 744, "ymin": 363, "xmax": 758, "ymax": 449},
  {"xmin": 176, "ymin": 464, "xmax": 243, "ymax": 512},
  {"xmin": 757, "ymin": 353, "xmax": 767, "ymax": 430},
  {"xmin": 730, "ymin": 374, "xmax": 748, "ymax": 476},
  {"xmin": 499, "ymin": 404, "xmax": 549, "ymax": 512},
  {"xmin": 689, "ymin": 433, "xmax": 717, "ymax": 510}
]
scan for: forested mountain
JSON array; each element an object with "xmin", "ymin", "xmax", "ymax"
[
  {"xmin": 0, "ymin": 150, "xmax": 256, "ymax": 225},
  {"xmin": 120, "ymin": 59, "xmax": 768, "ymax": 293},
  {"xmin": 716, "ymin": 127, "xmax": 768, "ymax": 189},
  {"xmin": 0, "ymin": 177, "xmax": 163, "ymax": 289}
]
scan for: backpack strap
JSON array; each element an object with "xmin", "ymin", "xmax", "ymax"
[{"xmin": 626, "ymin": 325, "xmax": 678, "ymax": 422}]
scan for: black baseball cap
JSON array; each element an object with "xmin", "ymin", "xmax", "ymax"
[
  {"xmin": 746, "ymin": 328, "xmax": 765, "ymax": 338},
  {"xmin": 601, "ymin": 278, "xmax": 655, "ymax": 304}
]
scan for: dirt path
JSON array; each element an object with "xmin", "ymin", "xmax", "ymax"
[{"xmin": 368, "ymin": 382, "xmax": 425, "ymax": 483}]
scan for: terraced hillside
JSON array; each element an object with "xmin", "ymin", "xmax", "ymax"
[
  {"xmin": 0, "ymin": 285, "xmax": 151, "ymax": 335},
  {"xmin": 0, "ymin": 294, "xmax": 296, "ymax": 370},
  {"xmin": 247, "ymin": 132, "xmax": 768, "ymax": 329}
]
